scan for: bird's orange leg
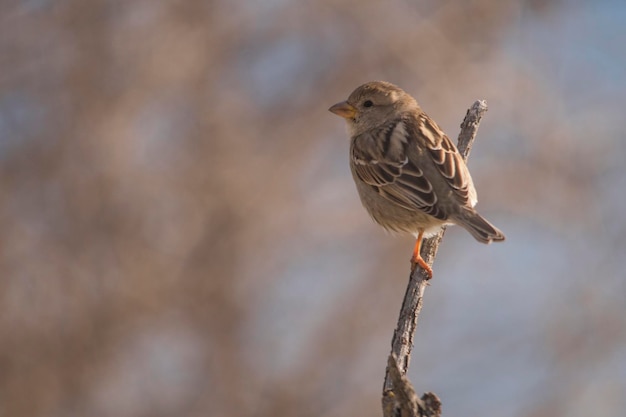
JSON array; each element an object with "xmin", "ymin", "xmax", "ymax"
[{"xmin": 410, "ymin": 229, "xmax": 433, "ymax": 279}]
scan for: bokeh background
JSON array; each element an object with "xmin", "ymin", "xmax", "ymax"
[{"xmin": 1, "ymin": 0, "xmax": 625, "ymax": 416}]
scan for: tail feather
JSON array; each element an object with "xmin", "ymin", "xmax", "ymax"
[{"xmin": 455, "ymin": 208, "xmax": 505, "ymax": 244}]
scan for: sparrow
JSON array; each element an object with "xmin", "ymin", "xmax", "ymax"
[{"xmin": 329, "ymin": 81, "xmax": 504, "ymax": 278}]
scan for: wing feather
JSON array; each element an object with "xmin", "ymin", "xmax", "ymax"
[
  {"xmin": 415, "ymin": 114, "xmax": 475, "ymax": 206},
  {"xmin": 351, "ymin": 114, "xmax": 478, "ymax": 218},
  {"xmin": 351, "ymin": 119, "xmax": 446, "ymax": 220}
]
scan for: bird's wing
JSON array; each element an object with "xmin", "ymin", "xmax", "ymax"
[
  {"xmin": 409, "ymin": 113, "xmax": 475, "ymax": 206},
  {"xmin": 351, "ymin": 115, "xmax": 475, "ymax": 220}
]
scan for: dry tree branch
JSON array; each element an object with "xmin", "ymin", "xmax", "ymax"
[{"xmin": 381, "ymin": 100, "xmax": 489, "ymax": 417}]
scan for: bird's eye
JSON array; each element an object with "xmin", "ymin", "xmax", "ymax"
[{"xmin": 363, "ymin": 100, "xmax": 373, "ymax": 108}]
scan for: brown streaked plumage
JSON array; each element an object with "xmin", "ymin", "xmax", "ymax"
[{"xmin": 329, "ymin": 81, "xmax": 504, "ymax": 278}]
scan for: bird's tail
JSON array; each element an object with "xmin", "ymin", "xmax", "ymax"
[{"xmin": 455, "ymin": 208, "xmax": 505, "ymax": 244}]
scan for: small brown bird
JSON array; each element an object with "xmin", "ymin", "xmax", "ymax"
[{"xmin": 329, "ymin": 81, "xmax": 504, "ymax": 278}]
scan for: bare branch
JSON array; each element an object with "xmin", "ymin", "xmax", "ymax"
[{"xmin": 382, "ymin": 101, "xmax": 489, "ymax": 415}]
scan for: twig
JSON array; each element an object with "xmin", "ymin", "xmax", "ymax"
[{"xmin": 382, "ymin": 100, "xmax": 488, "ymax": 416}]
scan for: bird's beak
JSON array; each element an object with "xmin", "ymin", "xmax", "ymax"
[{"xmin": 329, "ymin": 101, "xmax": 357, "ymax": 119}]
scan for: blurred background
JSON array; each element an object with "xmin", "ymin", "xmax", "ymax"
[{"xmin": 1, "ymin": 0, "xmax": 625, "ymax": 416}]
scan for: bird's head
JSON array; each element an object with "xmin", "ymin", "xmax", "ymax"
[{"xmin": 329, "ymin": 81, "xmax": 419, "ymax": 136}]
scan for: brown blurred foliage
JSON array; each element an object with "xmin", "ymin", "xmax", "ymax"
[{"xmin": 1, "ymin": 1, "xmax": 625, "ymax": 416}]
